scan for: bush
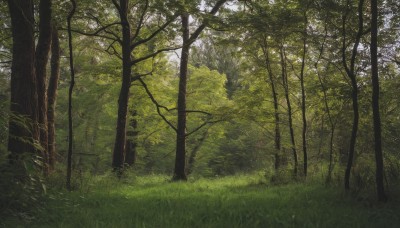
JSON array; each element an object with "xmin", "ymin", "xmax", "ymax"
[{"xmin": 0, "ymin": 156, "xmax": 46, "ymax": 224}]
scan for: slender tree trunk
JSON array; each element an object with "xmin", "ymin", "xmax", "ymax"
[
  {"xmin": 47, "ymin": 24, "xmax": 60, "ymax": 171},
  {"xmin": 112, "ymin": 0, "xmax": 132, "ymax": 174},
  {"xmin": 35, "ymin": 0, "xmax": 53, "ymax": 175},
  {"xmin": 173, "ymin": 13, "xmax": 190, "ymax": 181},
  {"xmin": 370, "ymin": 0, "xmax": 387, "ymax": 202},
  {"xmin": 300, "ymin": 17, "xmax": 308, "ymax": 177},
  {"xmin": 317, "ymin": 71, "xmax": 336, "ymax": 183},
  {"xmin": 66, "ymin": 0, "xmax": 76, "ymax": 191},
  {"xmin": 280, "ymin": 45, "xmax": 298, "ymax": 176},
  {"xmin": 261, "ymin": 38, "xmax": 281, "ymax": 170},
  {"xmin": 7, "ymin": 0, "xmax": 38, "ymax": 164},
  {"xmin": 172, "ymin": 0, "xmax": 226, "ymax": 180},
  {"xmin": 125, "ymin": 109, "xmax": 138, "ymax": 166},
  {"xmin": 343, "ymin": 0, "xmax": 364, "ymax": 190},
  {"xmin": 315, "ymin": 19, "xmax": 336, "ymax": 184},
  {"xmin": 187, "ymin": 130, "xmax": 209, "ymax": 175},
  {"xmin": 344, "ymin": 78, "xmax": 359, "ymax": 190}
]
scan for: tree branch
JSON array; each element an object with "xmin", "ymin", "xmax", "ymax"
[
  {"xmin": 138, "ymin": 78, "xmax": 177, "ymax": 132},
  {"xmin": 130, "ymin": 14, "xmax": 179, "ymax": 50},
  {"xmin": 112, "ymin": 0, "xmax": 121, "ymax": 13},
  {"xmin": 130, "ymin": 47, "xmax": 180, "ymax": 65},
  {"xmin": 185, "ymin": 119, "xmax": 224, "ymax": 137},
  {"xmin": 131, "ymin": 0, "xmax": 149, "ymax": 42},
  {"xmin": 61, "ymin": 22, "xmax": 121, "ymax": 43},
  {"xmin": 187, "ymin": 0, "xmax": 227, "ymax": 45}
]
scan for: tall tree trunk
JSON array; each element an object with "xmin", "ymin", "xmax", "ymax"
[
  {"xmin": 370, "ymin": 0, "xmax": 387, "ymax": 202},
  {"xmin": 172, "ymin": 0, "xmax": 226, "ymax": 181},
  {"xmin": 261, "ymin": 38, "xmax": 281, "ymax": 170},
  {"xmin": 112, "ymin": 0, "xmax": 132, "ymax": 174},
  {"xmin": 280, "ymin": 45, "xmax": 298, "ymax": 176},
  {"xmin": 47, "ymin": 24, "xmax": 60, "ymax": 171},
  {"xmin": 300, "ymin": 15, "xmax": 308, "ymax": 177},
  {"xmin": 173, "ymin": 13, "xmax": 190, "ymax": 181},
  {"xmin": 343, "ymin": 0, "xmax": 364, "ymax": 190},
  {"xmin": 317, "ymin": 70, "xmax": 336, "ymax": 183},
  {"xmin": 125, "ymin": 109, "xmax": 138, "ymax": 166},
  {"xmin": 35, "ymin": 0, "xmax": 52, "ymax": 175},
  {"xmin": 66, "ymin": 0, "xmax": 76, "ymax": 191},
  {"xmin": 7, "ymin": 0, "xmax": 38, "ymax": 164}
]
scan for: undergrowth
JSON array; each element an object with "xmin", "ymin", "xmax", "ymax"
[{"xmin": 2, "ymin": 172, "xmax": 400, "ymax": 228}]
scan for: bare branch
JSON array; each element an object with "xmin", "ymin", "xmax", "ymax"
[
  {"xmin": 185, "ymin": 110, "xmax": 212, "ymax": 116},
  {"xmin": 131, "ymin": 47, "xmax": 180, "ymax": 65},
  {"xmin": 130, "ymin": 14, "xmax": 179, "ymax": 50},
  {"xmin": 131, "ymin": 0, "xmax": 149, "ymax": 42},
  {"xmin": 185, "ymin": 119, "xmax": 224, "ymax": 137},
  {"xmin": 61, "ymin": 22, "xmax": 121, "ymax": 43},
  {"xmin": 138, "ymin": 78, "xmax": 177, "ymax": 132}
]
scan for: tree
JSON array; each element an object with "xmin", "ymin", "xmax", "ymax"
[
  {"xmin": 342, "ymin": 0, "xmax": 364, "ymax": 190},
  {"xmin": 66, "ymin": 0, "xmax": 76, "ymax": 191},
  {"xmin": 279, "ymin": 45, "xmax": 298, "ymax": 176},
  {"xmin": 7, "ymin": 0, "xmax": 39, "ymax": 166},
  {"xmin": 260, "ymin": 37, "xmax": 281, "ymax": 171},
  {"xmin": 173, "ymin": 0, "xmax": 228, "ymax": 181},
  {"xmin": 370, "ymin": 0, "xmax": 387, "ymax": 201},
  {"xmin": 111, "ymin": 0, "xmax": 133, "ymax": 173},
  {"xmin": 35, "ymin": 0, "xmax": 53, "ymax": 174},
  {"xmin": 47, "ymin": 24, "xmax": 60, "ymax": 171},
  {"xmin": 111, "ymin": 0, "xmax": 178, "ymax": 174}
]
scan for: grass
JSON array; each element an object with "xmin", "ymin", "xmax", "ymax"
[{"xmin": 3, "ymin": 173, "xmax": 400, "ymax": 228}]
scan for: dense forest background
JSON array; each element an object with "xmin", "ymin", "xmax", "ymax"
[{"xmin": 1, "ymin": 0, "xmax": 400, "ymax": 225}]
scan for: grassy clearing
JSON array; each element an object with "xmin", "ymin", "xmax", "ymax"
[{"xmin": 4, "ymin": 174, "xmax": 400, "ymax": 228}]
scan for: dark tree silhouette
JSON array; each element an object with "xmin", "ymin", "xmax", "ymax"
[{"xmin": 370, "ymin": 0, "xmax": 387, "ymax": 202}]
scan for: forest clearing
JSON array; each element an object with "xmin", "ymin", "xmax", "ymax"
[{"xmin": 1, "ymin": 0, "xmax": 400, "ymax": 227}]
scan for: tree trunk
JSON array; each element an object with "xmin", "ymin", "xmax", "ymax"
[
  {"xmin": 66, "ymin": 0, "xmax": 76, "ymax": 191},
  {"xmin": 35, "ymin": 0, "xmax": 52, "ymax": 175},
  {"xmin": 173, "ymin": 13, "xmax": 190, "ymax": 181},
  {"xmin": 7, "ymin": 0, "xmax": 38, "ymax": 164},
  {"xmin": 370, "ymin": 0, "xmax": 387, "ymax": 202},
  {"xmin": 112, "ymin": 0, "xmax": 132, "ymax": 174},
  {"xmin": 187, "ymin": 130, "xmax": 209, "ymax": 175},
  {"xmin": 261, "ymin": 38, "xmax": 281, "ymax": 170},
  {"xmin": 344, "ymin": 78, "xmax": 359, "ymax": 190},
  {"xmin": 343, "ymin": 0, "xmax": 364, "ymax": 190},
  {"xmin": 47, "ymin": 24, "xmax": 60, "ymax": 171},
  {"xmin": 125, "ymin": 109, "xmax": 138, "ymax": 166},
  {"xmin": 280, "ymin": 46, "xmax": 298, "ymax": 176},
  {"xmin": 318, "ymin": 69, "xmax": 336, "ymax": 183},
  {"xmin": 300, "ymin": 16, "xmax": 308, "ymax": 177}
]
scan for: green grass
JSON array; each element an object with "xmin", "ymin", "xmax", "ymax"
[{"xmin": 4, "ymin": 174, "xmax": 400, "ymax": 228}]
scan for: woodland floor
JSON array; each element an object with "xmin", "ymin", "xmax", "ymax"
[{"xmin": 3, "ymin": 174, "xmax": 400, "ymax": 228}]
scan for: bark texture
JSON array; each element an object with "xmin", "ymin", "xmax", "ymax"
[
  {"xmin": 343, "ymin": 0, "xmax": 364, "ymax": 190},
  {"xmin": 280, "ymin": 46, "xmax": 298, "ymax": 176},
  {"xmin": 125, "ymin": 110, "xmax": 138, "ymax": 166},
  {"xmin": 47, "ymin": 25, "xmax": 60, "ymax": 171},
  {"xmin": 370, "ymin": 0, "xmax": 387, "ymax": 202},
  {"xmin": 66, "ymin": 0, "xmax": 76, "ymax": 191},
  {"xmin": 35, "ymin": 0, "xmax": 53, "ymax": 174},
  {"xmin": 173, "ymin": 13, "xmax": 190, "ymax": 181},
  {"xmin": 7, "ymin": 0, "xmax": 38, "ymax": 163},
  {"xmin": 112, "ymin": 0, "xmax": 132, "ymax": 173}
]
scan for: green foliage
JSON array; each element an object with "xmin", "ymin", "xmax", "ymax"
[{"xmin": 0, "ymin": 157, "xmax": 46, "ymax": 224}]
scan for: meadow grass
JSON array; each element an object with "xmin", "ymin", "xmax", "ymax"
[{"xmin": 4, "ymin": 173, "xmax": 400, "ymax": 228}]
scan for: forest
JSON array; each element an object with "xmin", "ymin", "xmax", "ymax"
[{"xmin": 1, "ymin": 0, "xmax": 400, "ymax": 227}]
